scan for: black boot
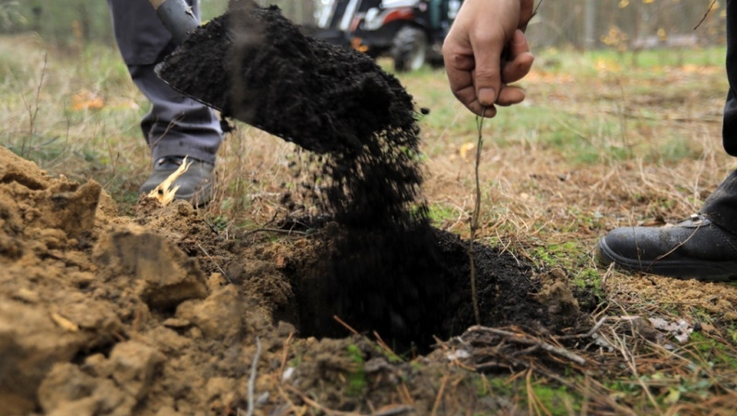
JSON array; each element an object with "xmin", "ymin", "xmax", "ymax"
[
  {"xmin": 597, "ymin": 170, "xmax": 737, "ymax": 281},
  {"xmin": 597, "ymin": 213, "xmax": 737, "ymax": 281}
]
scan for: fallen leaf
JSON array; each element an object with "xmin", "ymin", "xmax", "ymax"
[
  {"xmin": 70, "ymin": 89, "xmax": 104, "ymax": 111},
  {"xmin": 147, "ymin": 156, "xmax": 192, "ymax": 206},
  {"xmin": 649, "ymin": 317, "xmax": 693, "ymax": 343},
  {"xmin": 459, "ymin": 142, "xmax": 475, "ymax": 160}
]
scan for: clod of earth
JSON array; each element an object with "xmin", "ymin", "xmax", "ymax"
[{"xmin": 158, "ymin": 1, "xmax": 423, "ymax": 230}]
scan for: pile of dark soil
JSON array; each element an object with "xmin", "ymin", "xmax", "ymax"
[
  {"xmin": 292, "ymin": 226, "xmax": 585, "ymax": 353},
  {"xmin": 157, "ymin": 2, "xmax": 586, "ymax": 352}
]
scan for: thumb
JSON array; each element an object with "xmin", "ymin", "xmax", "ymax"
[{"xmin": 470, "ymin": 30, "xmax": 506, "ymax": 107}]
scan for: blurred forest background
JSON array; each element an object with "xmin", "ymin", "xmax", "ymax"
[{"xmin": 0, "ymin": 0, "xmax": 726, "ymax": 52}]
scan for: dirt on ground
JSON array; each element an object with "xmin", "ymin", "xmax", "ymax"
[
  {"xmin": 7, "ymin": 3, "xmax": 737, "ymax": 415},
  {"xmin": 0, "ymin": 144, "xmax": 592, "ymax": 415}
]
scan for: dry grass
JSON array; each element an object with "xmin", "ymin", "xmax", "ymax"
[{"xmin": 4, "ymin": 34, "xmax": 737, "ymax": 413}]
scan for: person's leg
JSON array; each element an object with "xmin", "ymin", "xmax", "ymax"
[
  {"xmin": 596, "ymin": 0, "xmax": 737, "ymax": 281},
  {"xmin": 702, "ymin": 0, "xmax": 737, "ymax": 229},
  {"xmin": 108, "ymin": 0, "xmax": 223, "ymax": 204}
]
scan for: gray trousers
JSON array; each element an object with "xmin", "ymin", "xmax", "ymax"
[{"xmin": 107, "ymin": 0, "xmax": 222, "ymax": 165}]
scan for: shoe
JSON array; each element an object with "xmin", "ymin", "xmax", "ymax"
[
  {"xmin": 597, "ymin": 214, "xmax": 737, "ymax": 281},
  {"xmin": 139, "ymin": 156, "xmax": 215, "ymax": 206}
]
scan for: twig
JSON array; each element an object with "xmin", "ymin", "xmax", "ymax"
[
  {"xmin": 609, "ymin": 328, "xmax": 664, "ymax": 415},
  {"xmin": 20, "ymin": 53, "xmax": 48, "ymax": 157},
  {"xmin": 334, "ymin": 315, "xmax": 361, "ymax": 336},
  {"xmin": 521, "ymin": 0, "xmax": 544, "ymax": 32},
  {"xmin": 466, "ymin": 326, "xmax": 587, "ymax": 366},
  {"xmin": 196, "ymin": 242, "xmax": 232, "ymax": 283},
  {"xmin": 246, "ymin": 336, "xmax": 262, "ymax": 416},
  {"xmin": 468, "ymin": 109, "xmax": 487, "ymax": 326},
  {"xmin": 600, "ymin": 262, "xmax": 615, "ymax": 288},
  {"xmin": 525, "ymin": 368, "xmax": 544, "ymax": 416},
  {"xmin": 556, "ymin": 316, "xmax": 611, "ymax": 340},
  {"xmin": 278, "ymin": 331, "xmax": 294, "ymax": 379},
  {"xmin": 242, "ymin": 227, "xmax": 308, "ymax": 237},
  {"xmin": 430, "ymin": 374, "xmax": 449, "ymax": 416},
  {"xmin": 284, "ymin": 385, "xmax": 414, "ymax": 416},
  {"xmin": 373, "ymin": 331, "xmax": 402, "ymax": 362},
  {"xmin": 533, "ymin": 0, "xmax": 544, "ymax": 15},
  {"xmin": 480, "ymin": 357, "xmax": 629, "ymax": 415},
  {"xmin": 275, "ymin": 386, "xmax": 303, "ymax": 415},
  {"xmin": 371, "ymin": 406, "xmax": 416, "ymax": 416},
  {"xmin": 694, "ymin": 0, "xmax": 718, "ymax": 30},
  {"xmin": 555, "ymin": 315, "xmax": 642, "ymax": 340},
  {"xmin": 397, "ymin": 382, "xmax": 414, "ymax": 407}
]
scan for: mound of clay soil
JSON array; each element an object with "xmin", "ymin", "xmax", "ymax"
[
  {"xmin": 1, "ymin": 4, "xmax": 589, "ymax": 414},
  {"xmin": 0, "ymin": 147, "xmax": 256, "ymax": 414},
  {"xmin": 0, "ymin": 145, "xmax": 588, "ymax": 414}
]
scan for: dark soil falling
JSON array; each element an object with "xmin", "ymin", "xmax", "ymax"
[
  {"xmin": 158, "ymin": 2, "xmax": 578, "ymax": 351},
  {"xmin": 157, "ymin": 0, "xmax": 424, "ymax": 230}
]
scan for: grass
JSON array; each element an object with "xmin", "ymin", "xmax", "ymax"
[
  {"xmin": 345, "ymin": 343, "xmax": 368, "ymax": 397},
  {"xmin": 4, "ymin": 34, "xmax": 737, "ymax": 414}
]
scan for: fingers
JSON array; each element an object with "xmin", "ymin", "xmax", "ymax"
[
  {"xmin": 471, "ymin": 29, "xmax": 533, "ymax": 112},
  {"xmin": 445, "ymin": 56, "xmax": 529, "ymax": 116},
  {"xmin": 444, "ymin": 32, "xmax": 500, "ymax": 117},
  {"xmin": 444, "ymin": 50, "xmax": 474, "ymax": 103},
  {"xmin": 442, "ymin": 0, "xmax": 533, "ymax": 117},
  {"xmin": 443, "ymin": 26, "xmax": 506, "ymax": 114},
  {"xmin": 447, "ymin": 82, "xmax": 498, "ymax": 117},
  {"xmin": 468, "ymin": 102, "xmax": 499, "ymax": 118},
  {"xmin": 497, "ymin": 30, "xmax": 532, "ymax": 107},
  {"xmin": 446, "ymin": 35, "xmax": 531, "ymax": 115},
  {"xmin": 468, "ymin": 26, "xmax": 507, "ymax": 107},
  {"xmin": 496, "ymin": 86, "xmax": 525, "ymax": 106},
  {"xmin": 501, "ymin": 30, "xmax": 534, "ymax": 84},
  {"xmin": 444, "ymin": 53, "xmax": 501, "ymax": 117}
]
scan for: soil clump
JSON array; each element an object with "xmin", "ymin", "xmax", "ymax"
[{"xmin": 158, "ymin": 0, "xmax": 423, "ymax": 230}]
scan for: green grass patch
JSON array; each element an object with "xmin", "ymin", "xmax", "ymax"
[
  {"xmin": 426, "ymin": 203, "xmax": 458, "ymax": 227},
  {"xmin": 345, "ymin": 344, "xmax": 367, "ymax": 397}
]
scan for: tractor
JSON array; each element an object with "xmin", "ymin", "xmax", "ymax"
[{"xmin": 312, "ymin": 0, "xmax": 463, "ymax": 72}]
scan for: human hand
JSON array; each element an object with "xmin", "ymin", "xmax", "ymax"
[{"xmin": 442, "ymin": 0, "xmax": 535, "ymax": 117}]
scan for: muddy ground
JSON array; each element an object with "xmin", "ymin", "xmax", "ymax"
[{"xmin": 0, "ymin": 141, "xmax": 596, "ymax": 415}]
